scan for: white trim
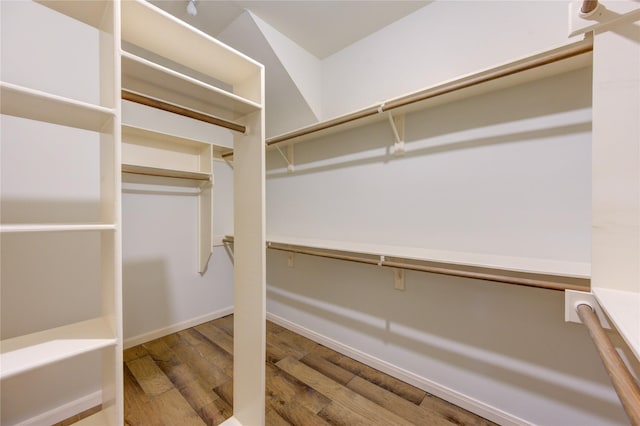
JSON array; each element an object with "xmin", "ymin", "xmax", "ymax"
[
  {"xmin": 219, "ymin": 416, "xmax": 243, "ymax": 426},
  {"xmin": 266, "ymin": 312, "xmax": 532, "ymax": 426},
  {"xmin": 124, "ymin": 306, "xmax": 233, "ymax": 349},
  {"xmin": 15, "ymin": 391, "xmax": 102, "ymax": 426}
]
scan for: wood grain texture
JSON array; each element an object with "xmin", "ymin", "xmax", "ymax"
[{"xmin": 116, "ymin": 315, "xmax": 496, "ymax": 426}]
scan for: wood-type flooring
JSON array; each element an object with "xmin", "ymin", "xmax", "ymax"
[{"xmin": 122, "ymin": 315, "xmax": 497, "ymax": 426}]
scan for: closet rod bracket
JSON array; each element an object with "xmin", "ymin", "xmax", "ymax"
[
  {"xmin": 394, "ymin": 268, "xmax": 406, "ymax": 291},
  {"xmin": 565, "ymin": 290, "xmax": 611, "ymax": 329},
  {"xmin": 386, "ymin": 112, "xmax": 406, "ymax": 156},
  {"xmin": 275, "ymin": 144, "xmax": 295, "ymax": 173}
]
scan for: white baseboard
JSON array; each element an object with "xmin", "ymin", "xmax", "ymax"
[
  {"xmin": 266, "ymin": 312, "xmax": 531, "ymax": 426},
  {"xmin": 16, "ymin": 391, "xmax": 102, "ymax": 426},
  {"xmin": 124, "ymin": 306, "xmax": 234, "ymax": 349}
]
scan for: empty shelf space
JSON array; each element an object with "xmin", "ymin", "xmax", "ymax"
[
  {"xmin": 122, "ymin": 124, "xmax": 213, "ymax": 180},
  {"xmin": 35, "ymin": 0, "xmax": 111, "ymax": 30},
  {"xmin": 0, "ymin": 223, "xmax": 116, "ymax": 233},
  {"xmin": 121, "ymin": 0, "xmax": 263, "ymax": 105},
  {"xmin": 122, "ymin": 51, "xmax": 261, "ymax": 120},
  {"xmin": 0, "ymin": 317, "xmax": 117, "ymax": 380},
  {"xmin": 0, "ymin": 82, "xmax": 115, "ymax": 131}
]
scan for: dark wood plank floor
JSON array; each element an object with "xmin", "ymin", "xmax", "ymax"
[{"xmin": 123, "ymin": 315, "xmax": 496, "ymax": 426}]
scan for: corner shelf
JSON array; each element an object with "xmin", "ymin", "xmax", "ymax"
[
  {"xmin": 0, "ymin": 317, "xmax": 117, "ymax": 380},
  {"xmin": 0, "ymin": 82, "xmax": 115, "ymax": 132}
]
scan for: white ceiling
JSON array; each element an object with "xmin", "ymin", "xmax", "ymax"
[{"xmin": 152, "ymin": 0, "xmax": 430, "ymax": 59}]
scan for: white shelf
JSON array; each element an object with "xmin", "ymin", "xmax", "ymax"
[
  {"xmin": 0, "ymin": 82, "xmax": 114, "ymax": 132},
  {"xmin": 121, "ymin": 164, "xmax": 210, "ymax": 181},
  {"xmin": 122, "ymin": 51, "xmax": 261, "ymax": 120},
  {"xmin": 122, "ymin": 124, "xmax": 213, "ymax": 180},
  {"xmin": 592, "ymin": 288, "xmax": 640, "ymax": 361},
  {"xmin": 267, "ymin": 235, "xmax": 591, "ymax": 279},
  {"xmin": 0, "ymin": 223, "xmax": 116, "ymax": 233},
  {"xmin": 121, "ymin": 0, "xmax": 263, "ymax": 105},
  {"xmin": 35, "ymin": 0, "xmax": 111, "ymax": 30},
  {"xmin": 0, "ymin": 317, "xmax": 117, "ymax": 380}
]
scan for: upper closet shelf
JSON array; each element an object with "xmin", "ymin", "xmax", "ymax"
[
  {"xmin": 266, "ymin": 235, "xmax": 591, "ymax": 280},
  {"xmin": 121, "ymin": 0, "xmax": 263, "ymax": 106},
  {"xmin": 0, "ymin": 82, "xmax": 114, "ymax": 131},
  {"xmin": 0, "ymin": 317, "xmax": 117, "ymax": 380},
  {"xmin": 266, "ymin": 38, "xmax": 593, "ymax": 147},
  {"xmin": 35, "ymin": 0, "xmax": 111, "ymax": 29},
  {"xmin": 122, "ymin": 51, "xmax": 261, "ymax": 121}
]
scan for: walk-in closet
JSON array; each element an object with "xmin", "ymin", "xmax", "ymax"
[{"xmin": 1, "ymin": 1, "xmax": 639, "ymax": 425}]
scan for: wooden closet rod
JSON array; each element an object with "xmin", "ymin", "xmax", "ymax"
[
  {"xmin": 121, "ymin": 89, "xmax": 246, "ymax": 134},
  {"xmin": 576, "ymin": 304, "xmax": 640, "ymax": 425},
  {"xmin": 581, "ymin": 0, "xmax": 599, "ymax": 14},
  {"xmin": 223, "ymin": 237, "xmax": 586, "ymax": 292}
]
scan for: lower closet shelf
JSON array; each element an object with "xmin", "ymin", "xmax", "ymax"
[
  {"xmin": 265, "ymin": 235, "xmax": 591, "ymax": 279},
  {"xmin": 0, "ymin": 317, "xmax": 117, "ymax": 380},
  {"xmin": 224, "ymin": 235, "xmax": 590, "ymax": 291}
]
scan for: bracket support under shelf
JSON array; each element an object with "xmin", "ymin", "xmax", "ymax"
[{"xmin": 386, "ymin": 112, "xmax": 405, "ymax": 156}]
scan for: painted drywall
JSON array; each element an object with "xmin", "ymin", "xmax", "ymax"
[
  {"xmin": 262, "ymin": 3, "xmax": 638, "ymax": 423},
  {"xmin": 265, "ymin": 61, "xmax": 632, "ymax": 423},
  {"xmin": 321, "ymin": 1, "xmax": 584, "ymax": 119}
]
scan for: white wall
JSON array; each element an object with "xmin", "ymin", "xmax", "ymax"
[
  {"xmin": 263, "ymin": 2, "xmax": 636, "ymax": 422},
  {"xmin": 321, "ymin": 1, "xmax": 583, "ymax": 119}
]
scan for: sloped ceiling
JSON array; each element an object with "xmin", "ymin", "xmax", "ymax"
[{"xmin": 150, "ymin": 1, "xmax": 430, "ymax": 135}]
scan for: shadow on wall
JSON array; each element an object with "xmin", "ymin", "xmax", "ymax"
[
  {"xmin": 123, "ymin": 258, "xmax": 171, "ymax": 341},
  {"xmin": 0, "ymin": 199, "xmax": 101, "ymax": 224},
  {"xmin": 266, "ymin": 67, "xmax": 592, "ymax": 177},
  {"xmin": 266, "ymin": 250, "xmax": 629, "ymax": 425}
]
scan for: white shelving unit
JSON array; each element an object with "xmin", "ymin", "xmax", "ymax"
[
  {"xmin": 2, "ymin": 1, "xmax": 265, "ymax": 424},
  {"xmin": 1, "ymin": 0, "xmax": 122, "ymax": 425},
  {"xmin": 120, "ymin": 1, "xmax": 265, "ymax": 425},
  {"xmin": 121, "ymin": 124, "xmax": 214, "ymax": 272}
]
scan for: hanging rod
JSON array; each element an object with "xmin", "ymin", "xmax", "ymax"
[
  {"xmin": 121, "ymin": 89, "xmax": 246, "ymax": 134},
  {"xmin": 265, "ymin": 39, "xmax": 593, "ymax": 148},
  {"xmin": 576, "ymin": 304, "xmax": 640, "ymax": 425},
  {"xmin": 581, "ymin": 0, "xmax": 599, "ymax": 15},
  {"xmin": 223, "ymin": 237, "xmax": 588, "ymax": 292}
]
